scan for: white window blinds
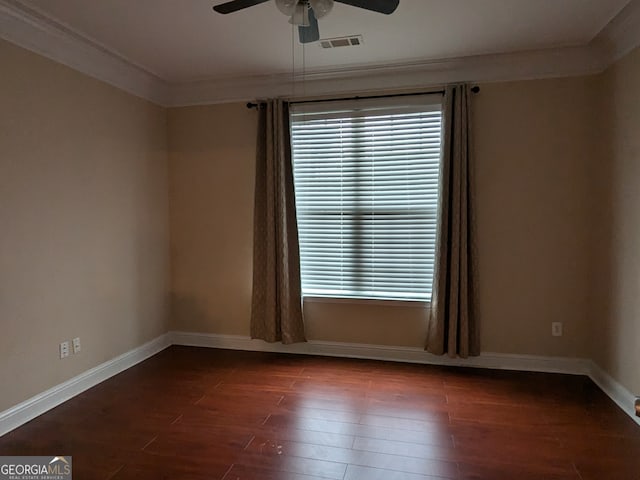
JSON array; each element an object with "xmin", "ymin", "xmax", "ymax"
[{"xmin": 290, "ymin": 95, "xmax": 442, "ymax": 302}]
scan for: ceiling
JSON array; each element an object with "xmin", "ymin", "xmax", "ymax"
[
  {"xmin": 14, "ymin": 0, "xmax": 633, "ymax": 84},
  {"xmin": 2, "ymin": 0, "xmax": 638, "ymax": 105}
]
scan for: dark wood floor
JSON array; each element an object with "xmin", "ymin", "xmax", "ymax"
[{"xmin": 1, "ymin": 346, "xmax": 639, "ymax": 480}]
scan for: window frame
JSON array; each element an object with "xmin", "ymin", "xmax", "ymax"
[{"xmin": 290, "ymin": 94, "xmax": 444, "ymax": 304}]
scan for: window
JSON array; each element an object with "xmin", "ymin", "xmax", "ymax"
[{"xmin": 290, "ymin": 95, "xmax": 442, "ymax": 302}]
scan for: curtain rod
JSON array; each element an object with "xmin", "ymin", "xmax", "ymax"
[{"xmin": 246, "ymin": 86, "xmax": 480, "ymax": 109}]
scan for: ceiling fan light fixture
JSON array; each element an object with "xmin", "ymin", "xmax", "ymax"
[
  {"xmin": 309, "ymin": 0, "xmax": 333, "ymax": 18},
  {"xmin": 275, "ymin": 0, "xmax": 297, "ymax": 16},
  {"xmin": 289, "ymin": 2, "xmax": 310, "ymax": 26}
]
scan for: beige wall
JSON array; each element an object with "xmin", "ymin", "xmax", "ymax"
[
  {"xmin": 0, "ymin": 40, "xmax": 170, "ymax": 411},
  {"xmin": 591, "ymin": 46, "xmax": 640, "ymax": 395},
  {"xmin": 3, "ymin": 29, "xmax": 636, "ymax": 415},
  {"xmin": 168, "ymin": 76, "xmax": 597, "ymax": 356},
  {"xmin": 168, "ymin": 104, "xmax": 429, "ymax": 347},
  {"xmin": 474, "ymin": 77, "xmax": 596, "ymax": 357},
  {"xmin": 168, "ymin": 104, "xmax": 257, "ymax": 336},
  {"xmin": 3, "ymin": 31, "xmax": 637, "ymax": 417}
]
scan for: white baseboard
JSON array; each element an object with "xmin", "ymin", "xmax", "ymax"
[
  {"xmin": 589, "ymin": 361, "xmax": 640, "ymax": 426},
  {"xmin": 2, "ymin": 331, "xmax": 637, "ymax": 437},
  {"xmin": 171, "ymin": 331, "xmax": 640, "ymax": 426},
  {"xmin": 169, "ymin": 331, "xmax": 591, "ymax": 375},
  {"xmin": 0, "ymin": 334, "xmax": 171, "ymax": 437}
]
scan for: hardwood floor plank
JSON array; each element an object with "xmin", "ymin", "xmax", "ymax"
[
  {"xmin": 0, "ymin": 346, "xmax": 638, "ymax": 480},
  {"xmin": 358, "ymin": 412, "xmax": 450, "ymax": 431},
  {"xmin": 264, "ymin": 412, "xmax": 453, "ymax": 446},
  {"xmin": 364, "ymin": 399, "xmax": 450, "ymax": 422},
  {"xmin": 217, "ymin": 373, "xmax": 299, "ymax": 389},
  {"xmin": 366, "ymin": 390, "xmax": 448, "ymax": 407},
  {"xmin": 250, "ymin": 427, "xmax": 355, "ymax": 449},
  {"xmin": 0, "ymin": 422, "xmax": 128, "ymax": 480},
  {"xmin": 279, "ymin": 393, "xmax": 367, "ymax": 413},
  {"xmin": 274, "ymin": 405, "xmax": 363, "ymax": 424},
  {"xmin": 142, "ymin": 428, "xmax": 252, "ymax": 460},
  {"xmin": 245, "ymin": 438, "xmax": 459, "ymax": 477},
  {"xmin": 573, "ymin": 460, "xmax": 640, "ymax": 480},
  {"xmin": 172, "ymin": 411, "xmax": 267, "ymax": 433},
  {"xmin": 457, "ymin": 461, "xmax": 582, "ymax": 480},
  {"xmin": 265, "ymin": 413, "xmax": 361, "ymax": 435},
  {"xmin": 109, "ymin": 452, "xmax": 232, "ymax": 480},
  {"xmin": 223, "ymin": 464, "xmax": 330, "ymax": 480},
  {"xmin": 197, "ymin": 389, "xmax": 285, "ymax": 408},
  {"xmin": 344, "ymin": 464, "xmax": 452, "ymax": 480},
  {"xmin": 291, "ymin": 378, "xmax": 371, "ymax": 399},
  {"xmin": 234, "ymin": 451, "xmax": 347, "ymax": 479},
  {"xmin": 452, "ymin": 429, "xmax": 575, "ymax": 474},
  {"xmin": 352, "ymin": 436, "xmax": 456, "ymax": 460}
]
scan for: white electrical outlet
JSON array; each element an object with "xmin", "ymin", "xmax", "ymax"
[
  {"xmin": 72, "ymin": 337, "xmax": 81, "ymax": 354},
  {"xmin": 60, "ymin": 341, "xmax": 70, "ymax": 359},
  {"xmin": 551, "ymin": 322, "xmax": 563, "ymax": 337}
]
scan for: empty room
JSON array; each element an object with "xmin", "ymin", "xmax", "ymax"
[{"xmin": 1, "ymin": 0, "xmax": 639, "ymax": 479}]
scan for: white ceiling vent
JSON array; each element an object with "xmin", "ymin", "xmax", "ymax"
[{"xmin": 319, "ymin": 35, "xmax": 363, "ymax": 49}]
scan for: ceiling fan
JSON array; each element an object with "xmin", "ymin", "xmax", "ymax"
[{"xmin": 212, "ymin": 0, "xmax": 400, "ymax": 44}]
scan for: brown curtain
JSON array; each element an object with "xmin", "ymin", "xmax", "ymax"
[
  {"xmin": 425, "ymin": 84, "xmax": 479, "ymax": 358},
  {"xmin": 250, "ymin": 99, "xmax": 306, "ymax": 344}
]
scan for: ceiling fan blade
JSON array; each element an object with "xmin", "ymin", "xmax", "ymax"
[
  {"xmin": 334, "ymin": 0, "xmax": 399, "ymax": 14},
  {"xmin": 299, "ymin": 7, "xmax": 320, "ymax": 43},
  {"xmin": 213, "ymin": 0, "xmax": 270, "ymax": 14}
]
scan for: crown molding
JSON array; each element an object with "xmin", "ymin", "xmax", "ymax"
[
  {"xmin": 592, "ymin": 0, "xmax": 640, "ymax": 63},
  {"xmin": 0, "ymin": 0, "xmax": 170, "ymax": 105},
  {"xmin": 1, "ymin": 0, "xmax": 639, "ymax": 107},
  {"xmin": 166, "ymin": 46, "xmax": 604, "ymax": 106}
]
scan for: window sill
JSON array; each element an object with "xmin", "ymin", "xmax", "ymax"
[{"xmin": 302, "ymin": 295, "xmax": 429, "ymax": 309}]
